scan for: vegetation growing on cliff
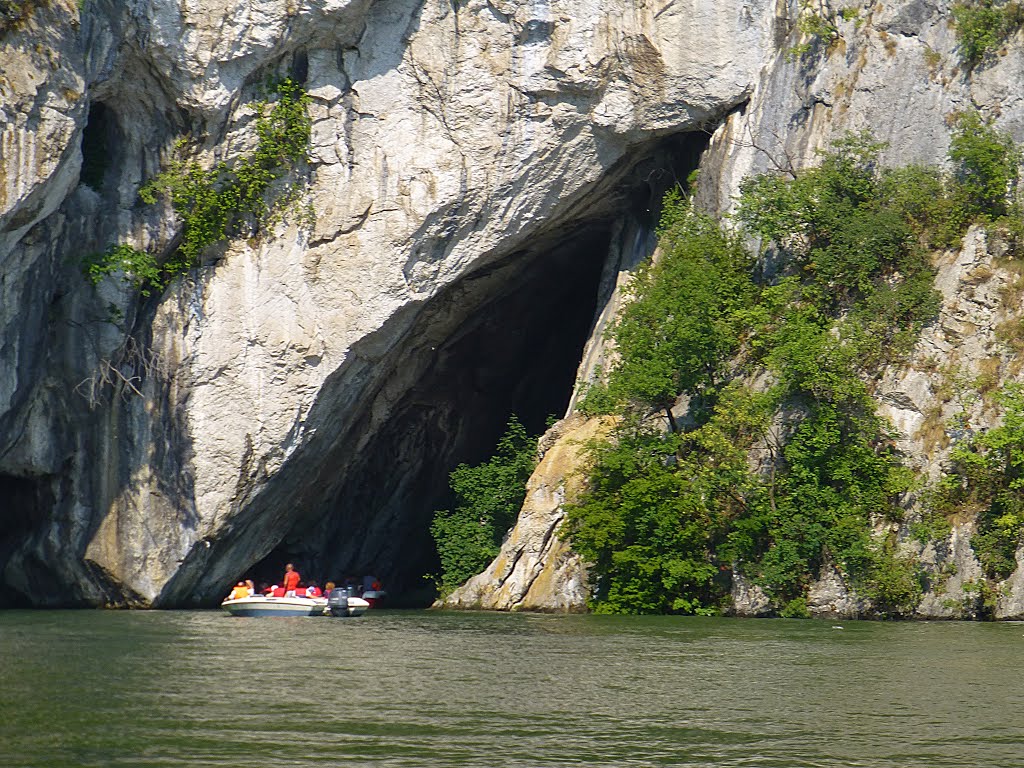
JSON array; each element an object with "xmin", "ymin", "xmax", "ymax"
[
  {"xmin": 579, "ymin": 199, "xmax": 755, "ymax": 428},
  {"xmin": 931, "ymin": 385, "xmax": 1024, "ymax": 584},
  {"xmin": 0, "ymin": 0, "xmax": 43, "ymax": 33},
  {"xmin": 952, "ymin": 1, "xmax": 1024, "ymax": 67},
  {"xmin": 84, "ymin": 79, "xmax": 311, "ymax": 297},
  {"xmin": 564, "ymin": 118, "xmax": 1021, "ymax": 616},
  {"xmin": 430, "ymin": 416, "xmax": 538, "ymax": 597}
]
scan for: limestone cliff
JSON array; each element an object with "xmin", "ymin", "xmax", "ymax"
[
  {"xmin": 0, "ymin": 0, "xmax": 773, "ymax": 605},
  {"xmin": 447, "ymin": 2, "xmax": 1024, "ymax": 618},
  {"xmin": 2, "ymin": 0, "xmax": 1023, "ymax": 614}
]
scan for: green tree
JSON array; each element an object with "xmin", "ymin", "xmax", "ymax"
[
  {"xmin": 430, "ymin": 416, "xmax": 538, "ymax": 596},
  {"xmin": 583, "ymin": 193, "xmax": 755, "ymax": 428},
  {"xmin": 947, "ymin": 110, "xmax": 1020, "ymax": 223},
  {"xmin": 565, "ymin": 385, "xmax": 770, "ymax": 614}
]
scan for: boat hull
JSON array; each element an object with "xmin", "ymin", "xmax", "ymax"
[
  {"xmin": 221, "ymin": 595, "xmax": 369, "ymax": 617},
  {"xmin": 344, "ymin": 597, "xmax": 370, "ymax": 617}
]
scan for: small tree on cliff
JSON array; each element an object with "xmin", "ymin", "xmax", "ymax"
[{"xmin": 582, "ymin": 193, "xmax": 755, "ymax": 429}]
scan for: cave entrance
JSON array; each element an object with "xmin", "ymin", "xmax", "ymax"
[
  {"xmin": 0, "ymin": 474, "xmax": 53, "ymax": 608},
  {"xmin": 80, "ymin": 102, "xmax": 121, "ymax": 193},
  {"xmin": 251, "ymin": 131, "xmax": 710, "ymax": 604}
]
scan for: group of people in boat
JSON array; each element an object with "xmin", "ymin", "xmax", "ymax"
[{"xmin": 224, "ymin": 563, "xmax": 382, "ymax": 602}]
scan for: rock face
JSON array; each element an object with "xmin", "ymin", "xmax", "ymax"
[
  {"xmin": 443, "ymin": 414, "xmax": 604, "ymax": 612},
  {"xmin": 2, "ymin": 0, "xmax": 1024, "ymax": 613},
  {"xmin": 452, "ymin": 3, "xmax": 1024, "ymax": 617},
  {"xmin": 0, "ymin": 0, "xmax": 776, "ymax": 605}
]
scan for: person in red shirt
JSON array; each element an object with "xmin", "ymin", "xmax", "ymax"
[{"xmin": 282, "ymin": 563, "xmax": 301, "ymax": 596}]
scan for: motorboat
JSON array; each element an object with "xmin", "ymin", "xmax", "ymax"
[{"xmin": 221, "ymin": 593, "xmax": 369, "ymax": 618}]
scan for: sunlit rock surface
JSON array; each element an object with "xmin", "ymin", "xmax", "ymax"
[{"xmin": 0, "ymin": 0, "xmax": 774, "ymax": 605}]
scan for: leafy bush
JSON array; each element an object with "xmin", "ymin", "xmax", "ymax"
[
  {"xmin": 83, "ymin": 245, "xmax": 161, "ymax": 297},
  {"xmin": 430, "ymin": 416, "xmax": 538, "ymax": 597},
  {"xmin": 140, "ymin": 78, "xmax": 310, "ymax": 270},
  {"xmin": 931, "ymin": 385, "xmax": 1024, "ymax": 581},
  {"xmin": 952, "ymin": 1, "xmax": 1024, "ymax": 67},
  {"xmin": 947, "ymin": 111, "xmax": 1021, "ymax": 223},
  {"xmin": 785, "ymin": 2, "xmax": 842, "ymax": 61},
  {"xmin": 565, "ymin": 385, "xmax": 770, "ymax": 614}
]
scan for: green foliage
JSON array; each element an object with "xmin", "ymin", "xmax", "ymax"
[
  {"xmin": 580, "ymin": 193, "xmax": 755, "ymax": 422},
  {"xmin": 798, "ymin": 11, "xmax": 838, "ymax": 40},
  {"xmin": 88, "ymin": 79, "xmax": 310, "ymax": 297},
  {"xmin": 567, "ymin": 132, "xmax": 973, "ymax": 616},
  {"xmin": 140, "ymin": 78, "xmax": 311, "ymax": 269},
  {"xmin": 947, "ymin": 111, "xmax": 1021, "ymax": 223},
  {"xmin": 430, "ymin": 416, "xmax": 538, "ymax": 597},
  {"xmin": 82, "ymin": 245, "xmax": 161, "ymax": 297},
  {"xmin": 909, "ymin": 505, "xmax": 953, "ymax": 545},
  {"xmin": 565, "ymin": 385, "xmax": 769, "ymax": 615},
  {"xmin": 864, "ymin": 542, "xmax": 925, "ymax": 616},
  {"xmin": 779, "ymin": 597, "xmax": 810, "ymax": 618},
  {"xmin": 567, "ymin": 122, "xmax": 1023, "ymax": 617},
  {"xmin": 952, "ymin": 1, "xmax": 1024, "ymax": 67},
  {"xmin": 931, "ymin": 385, "xmax": 1024, "ymax": 581},
  {"xmin": 785, "ymin": 2, "xmax": 842, "ymax": 61}
]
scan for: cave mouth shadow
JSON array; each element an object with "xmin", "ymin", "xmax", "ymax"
[{"xmin": 249, "ymin": 131, "xmax": 711, "ymax": 605}]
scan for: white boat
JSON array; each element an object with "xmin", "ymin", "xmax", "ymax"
[{"xmin": 221, "ymin": 594, "xmax": 369, "ymax": 618}]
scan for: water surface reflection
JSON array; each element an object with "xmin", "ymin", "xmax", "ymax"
[{"xmin": 1, "ymin": 611, "xmax": 1022, "ymax": 767}]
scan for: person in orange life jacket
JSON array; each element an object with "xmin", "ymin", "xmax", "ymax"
[
  {"xmin": 227, "ymin": 582, "xmax": 249, "ymax": 600},
  {"xmin": 282, "ymin": 563, "xmax": 301, "ymax": 596}
]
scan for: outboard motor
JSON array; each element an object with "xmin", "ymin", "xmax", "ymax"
[{"xmin": 327, "ymin": 587, "xmax": 350, "ymax": 617}]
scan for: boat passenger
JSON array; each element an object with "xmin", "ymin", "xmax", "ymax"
[
  {"xmin": 323, "ymin": 581, "xmax": 336, "ymax": 596},
  {"xmin": 282, "ymin": 563, "xmax": 301, "ymax": 597},
  {"xmin": 245, "ymin": 579, "xmax": 256, "ymax": 596},
  {"xmin": 305, "ymin": 582, "xmax": 322, "ymax": 598},
  {"xmin": 227, "ymin": 582, "xmax": 249, "ymax": 601}
]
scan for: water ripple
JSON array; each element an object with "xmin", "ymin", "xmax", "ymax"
[{"xmin": 2, "ymin": 611, "xmax": 1024, "ymax": 767}]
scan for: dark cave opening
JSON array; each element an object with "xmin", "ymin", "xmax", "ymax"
[
  {"xmin": 79, "ymin": 102, "xmax": 120, "ymax": 193},
  {"xmin": 243, "ymin": 131, "xmax": 712, "ymax": 604},
  {"xmin": 250, "ymin": 225, "xmax": 609, "ymax": 599},
  {"xmin": 0, "ymin": 475, "xmax": 52, "ymax": 608}
]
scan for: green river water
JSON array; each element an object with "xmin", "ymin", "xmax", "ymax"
[{"xmin": 1, "ymin": 610, "xmax": 1022, "ymax": 767}]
